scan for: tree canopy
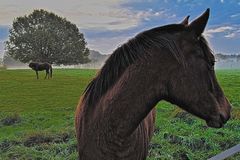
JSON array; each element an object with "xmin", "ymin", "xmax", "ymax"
[{"xmin": 5, "ymin": 9, "xmax": 90, "ymax": 65}]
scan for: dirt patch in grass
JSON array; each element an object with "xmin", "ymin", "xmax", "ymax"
[
  {"xmin": 0, "ymin": 140, "xmax": 21, "ymax": 151},
  {"xmin": 163, "ymin": 133, "xmax": 211, "ymax": 151},
  {"xmin": 153, "ymin": 127, "xmax": 161, "ymax": 135},
  {"xmin": 173, "ymin": 149, "xmax": 190, "ymax": 160},
  {"xmin": 218, "ymin": 137, "xmax": 240, "ymax": 150},
  {"xmin": 148, "ymin": 142, "xmax": 162, "ymax": 158},
  {"xmin": 1, "ymin": 113, "xmax": 21, "ymax": 126},
  {"xmin": 23, "ymin": 131, "xmax": 72, "ymax": 147},
  {"xmin": 149, "ymin": 142, "xmax": 162, "ymax": 150}
]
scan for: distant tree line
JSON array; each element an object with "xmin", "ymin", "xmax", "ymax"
[
  {"xmin": 215, "ymin": 53, "xmax": 240, "ymax": 61},
  {"xmin": 0, "ymin": 57, "xmax": 3, "ymax": 65}
]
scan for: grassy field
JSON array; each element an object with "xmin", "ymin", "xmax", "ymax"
[{"xmin": 0, "ymin": 68, "xmax": 239, "ymax": 160}]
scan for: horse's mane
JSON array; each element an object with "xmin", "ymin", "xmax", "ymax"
[
  {"xmin": 199, "ymin": 36, "xmax": 215, "ymax": 64},
  {"xmin": 82, "ymin": 24, "xmax": 210, "ymax": 106}
]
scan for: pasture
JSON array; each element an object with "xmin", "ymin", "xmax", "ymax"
[{"xmin": 0, "ymin": 68, "xmax": 239, "ymax": 160}]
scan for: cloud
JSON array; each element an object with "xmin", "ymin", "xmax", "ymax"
[
  {"xmin": 230, "ymin": 13, "xmax": 240, "ymax": 18},
  {"xmin": 86, "ymin": 35, "xmax": 132, "ymax": 54},
  {"xmin": 205, "ymin": 25, "xmax": 240, "ymax": 39},
  {"xmin": 220, "ymin": 0, "xmax": 224, "ymax": 3},
  {"xmin": 205, "ymin": 26, "xmax": 233, "ymax": 38},
  {"xmin": 224, "ymin": 33, "xmax": 236, "ymax": 38},
  {"xmin": 207, "ymin": 26, "xmax": 233, "ymax": 33},
  {"xmin": 0, "ymin": 0, "xmax": 129, "ymax": 30},
  {"xmin": 0, "ymin": 0, "xmax": 166, "ymax": 31}
]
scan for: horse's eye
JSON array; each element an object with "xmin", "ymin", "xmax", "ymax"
[
  {"xmin": 208, "ymin": 60, "xmax": 215, "ymax": 71},
  {"xmin": 211, "ymin": 60, "xmax": 215, "ymax": 66}
]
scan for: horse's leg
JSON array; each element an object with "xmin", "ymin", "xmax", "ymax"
[
  {"xmin": 49, "ymin": 66, "xmax": 52, "ymax": 78},
  {"xmin": 36, "ymin": 71, "xmax": 39, "ymax": 79},
  {"xmin": 45, "ymin": 70, "xmax": 48, "ymax": 79},
  {"xmin": 48, "ymin": 69, "xmax": 50, "ymax": 79}
]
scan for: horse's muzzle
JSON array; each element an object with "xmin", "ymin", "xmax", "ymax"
[{"xmin": 206, "ymin": 112, "xmax": 230, "ymax": 128}]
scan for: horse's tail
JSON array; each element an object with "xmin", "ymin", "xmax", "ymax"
[{"xmin": 49, "ymin": 65, "xmax": 53, "ymax": 78}]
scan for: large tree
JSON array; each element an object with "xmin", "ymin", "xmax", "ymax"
[{"xmin": 5, "ymin": 9, "xmax": 90, "ymax": 65}]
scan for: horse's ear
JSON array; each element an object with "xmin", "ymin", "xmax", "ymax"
[
  {"xmin": 180, "ymin": 15, "xmax": 190, "ymax": 26},
  {"xmin": 188, "ymin": 8, "xmax": 210, "ymax": 36}
]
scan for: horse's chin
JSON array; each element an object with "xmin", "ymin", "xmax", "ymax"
[{"xmin": 206, "ymin": 120, "xmax": 223, "ymax": 128}]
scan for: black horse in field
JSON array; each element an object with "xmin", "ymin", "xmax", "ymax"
[{"xmin": 29, "ymin": 62, "xmax": 52, "ymax": 79}]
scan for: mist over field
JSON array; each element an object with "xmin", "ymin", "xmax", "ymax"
[
  {"xmin": 1, "ymin": 51, "xmax": 240, "ymax": 70},
  {"xmin": 216, "ymin": 61, "xmax": 240, "ymax": 69}
]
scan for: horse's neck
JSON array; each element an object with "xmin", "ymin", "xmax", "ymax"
[{"xmin": 96, "ymin": 57, "xmax": 165, "ymax": 138}]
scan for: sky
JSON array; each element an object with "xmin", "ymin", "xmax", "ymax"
[{"xmin": 0, "ymin": 0, "xmax": 240, "ymax": 58}]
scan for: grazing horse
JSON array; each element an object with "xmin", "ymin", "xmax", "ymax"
[
  {"xmin": 75, "ymin": 9, "xmax": 231, "ymax": 160},
  {"xmin": 29, "ymin": 62, "xmax": 52, "ymax": 79}
]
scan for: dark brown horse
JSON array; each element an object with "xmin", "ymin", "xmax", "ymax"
[
  {"xmin": 29, "ymin": 62, "xmax": 52, "ymax": 79},
  {"xmin": 75, "ymin": 9, "xmax": 231, "ymax": 160}
]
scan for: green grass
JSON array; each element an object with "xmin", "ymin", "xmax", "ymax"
[{"xmin": 0, "ymin": 69, "xmax": 239, "ymax": 160}]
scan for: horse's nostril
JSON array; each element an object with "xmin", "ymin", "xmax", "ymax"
[
  {"xmin": 225, "ymin": 113, "xmax": 231, "ymax": 121},
  {"xmin": 220, "ymin": 114, "xmax": 227, "ymax": 124}
]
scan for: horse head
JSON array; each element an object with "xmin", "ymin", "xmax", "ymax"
[{"xmin": 163, "ymin": 9, "xmax": 231, "ymax": 128}]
